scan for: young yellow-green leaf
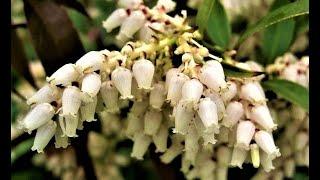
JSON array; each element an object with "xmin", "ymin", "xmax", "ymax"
[
  {"xmin": 262, "ymin": 79, "xmax": 309, "ymax": 111},
  {"xmin": 221, "ymin": 61, "xmax": 264, "ymax": 78},
  {"xmin": 196, "ymin": 0, "xmax": 216, "ymax": 34},
  {"xmin": 238, "ymin": 0, "xmax": 309, "ymax": 45},
  {"xmin": 261, "ymin": 0, "xmax": 296, "ymax": 64},
  {"xmin": 207, "ymin": 0, "xmax": 231, "ymax": 49}
]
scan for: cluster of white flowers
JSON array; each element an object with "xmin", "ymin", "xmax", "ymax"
[
  {"xmin": 19, "ymin": 0, "xmax": 282, "ymax": 179},
  {"xmin": 252, "ymin": 54, "xmax": 309, "ymax": 180}
]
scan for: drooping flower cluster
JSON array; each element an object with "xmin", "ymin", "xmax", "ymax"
[
  {"xmin": 252, "ymin": 54, "xmax": 309, "ymax": 180},
  {"xmin": 19, "ymin": 0, "xmax": 282, "ymax": 179}
]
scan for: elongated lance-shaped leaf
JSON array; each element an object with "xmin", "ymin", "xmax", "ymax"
[
  {"xmin": 196, "ymin": 0, "xmax": 216, "ymax": 34},
  {"xmin": 11, "ymin": 138, "xmax": 34, "ymax": 164},
  {"xmin": 238, "ymin": 0, "xmax": 309, "ymax": 45},
  {"xmin": 262, "ymin": 79, "xmax": 309, "ymax": 111},
  {"xmin": 221, "ymin": 61, "xmax": 264, "ymax": 78}
]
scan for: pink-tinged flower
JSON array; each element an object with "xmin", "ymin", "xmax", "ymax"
[
  {"xmin": 240, "ymin": 82, "xmax": 266, "ymax": 104},
  {"xmin": 254, "ymin": 130, "xmax": 280, "ymax": 159},
  {"xmin": 199, "ymin": 63, "xmax": 227, "ymax": 92},
  {"xmin": 235, "ymin": 120, "xmax": 255, "ymax": 150},
  {"xmin": 222, "ymin": 101, "xmax": 244, "ymax": 128}
]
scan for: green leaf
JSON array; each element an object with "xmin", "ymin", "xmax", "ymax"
[
  {"xmin": 196, "ymin": 0, "xmax": 216, "ymax": 34},
  {"xmin": 207, "ymin": 0, "xmax": 231, "ymax": 49},
  {"xmin": 221, "ymin": 61, "xmax": 264, "ymax": 78},
  {"xmin": 293, "ymin": 173, "xmax": 309, "ymax": 180},
  {"xmin": 262, "ymin": 79, "xmax": 309, "ymax": 111},
  {"xmin": 261, "ymin": 0, "xmax": 296, "ymax": 64},
  {"xmin": 11, "ymin": 138, "xmax": 34, "ymax": 164},
  {"xmin": 238, "ymin": 0, "xmax": 309, "ymax": 45}
]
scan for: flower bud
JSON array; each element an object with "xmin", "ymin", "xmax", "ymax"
[
  {"xmin": 117, "ymin": 0, "xmax": 142, "ymax": 9},
  {"xmin": 75, "ymin": 51, "xmax": 106, "ymax": 73},
  {"xmin": 284, "ymin": 158, "xmax": 295, "ymax": 178},
  {"xmin": 144, "ymin": 109, "xmax": 163, "ymax": 135},
  {"xmin": 250, "ymin": 144, "xmax": 260, "ymax": 168},
  {"xmin": 103, "ymin": 9, "xmax": 128, "ymax": 33},
  {"xmin": 217, "ymin": 146, "xmax": 231, "ymax": 167},
  {"xmin": 197, "ymin": 97, "xmax": 219, "ymax": 133},
  {"xmin": 131, "ymin": 132, "xmax": 152, "ymax": 160},
  {"xmin": 185, "ymin": 124, "xmax": 200, "ymax": 164},
  {"xmin": 20, "ymin": 103, "xmax": 55, "ymax": 133},
  {"xmin": 31, "ymin": 120, "xmax": 57, "ymax": 153},
  {"xmin": 181, "ymin": 79, "xmax": 203, "ymax": 104},
  {"xmin": 111, "ymin": 66, "xmax": 133, "ymax": 99},
  {"xmin": 80, "ymin": 96, "xmax": 97, "ymax": 122},
  {"xmin": 150, "ymin": 81, "xmax": 166, "ymax": 109},
  {"xmin": 173, "ymin": 101, "xmax": 194, "ymax": 135},
  {"xmin": 46, "ymin": 64, "xmax": 80, "ymax": 86},
  {"xmin": 221, "ymin": 81, "xmax": 237, "ymax": 103},
  {"xmin": 160, "ymin": 134, "xmax": 184, "ymax": 164},
  {"xmin": 62, "ymin": 86, "xmax": 82, "ymax": 117},
  {"xmin": 230, "ymin": 147, "xmax": 247, "ymax": 169},
  {"xmin": 153, "ymin": 124, "xmax": 168, "ymax": 153},
  {"xmin": 240, "ymin": 82, "xmax": 266, "ymax": 104},
  {"xmin": 165, "ymin": 68, "xmax": 179, "ymax": 90},
  {"xmin": 260, "ymin": 150, "xmax": 274, "ymax": 172},
  {"xmin": 204, "ymin": 91, "xmax": 226, "ymax": 120},
  {"xmin": 235, "ymin": 120, "xmax": 255, "ymax": 150},
  {"xmin": 250, "ymin": 105, "xmax": 277, "ymax": 131},
  {"xmin": 26, "ymin": 84, "xmax": 61, "ymax": 105},
  {"xmin": 222, "ymin": 101, "xmax": 244, "ymax": 128},
  {"xmin": 54, "ymin": 123, "xmax": 69, "ymax": 148},
  {"xmin": 117, "ymin": 11, "xmax": 146, "ymax": 39},
  {"xmin": 81, "ymin": 72, "xmax": 101, "ymax": 98},
  {"xmin": 254, "ymin": 130, "xmax": 280, "ymax": 159},
  {"xmin": 156, "ymin": 0, "xmax": 176, "ymax": 12},
  {"xmin": 199, "ymin": 64, "xmax": 227, "ymax": 92},
  {"xmin": 167, "ymin": 73, "xmax": 190, "ymax": 105},
  {"xmin": 132, "ymin": 59, "xmax": 155, "ymax": 89},
  {"xmin": 100, "ymin": 81, "xmax": 120, "ymax": 113},
  {"xmin": 294, "ymin": 131, "xmax": 308, "ymax": 151}
]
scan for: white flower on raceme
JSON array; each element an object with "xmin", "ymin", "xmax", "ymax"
[
  {"xmin": 144, "ymin": 109, "xmax": 163, "ymax": 135},
  {"xmin": 31, "ymin": 120, "xmax": 57, "ymax": 153},
  {"xmin": 46, "ymin": 64, "xmax": 80, "ymax": 86},
  {"xmin": 132, "ymin": 58, "xmax": 155, "ymax": 90},
  {"xmin": 197, "ymin": 97, "xmax": 219, "ymax": 133},
  {"xmin": 254, "ymin": 130, "xmax": 280, "ymax": 160},
  {"xmin": 130, "ymin": 132, "xmax": 152, "ymax": 160},
  {"xmin": 111, "ymin": 66, "xmax": 133, "ymax": 99},
  {"xmin": 75, "ymin": 51, "xmax": 106, "ymax": 74},
  {"xmin": 230, "ymin": 146, "xmax": 248, "ymax": 169},
  {"xmin": 117, "ymin": 0, "xmax": 142, "ymax": 9},
  {"xmin": 81, "ymin": 72, "xmax": 101, "ymax": 98},
  {"xmin": 100, "ymin": 81, "xmax": 120, "ymax": 113},
  {"xmin": 149, "ymin": 81, "xmax": 166, "ymax": 110},
  {"xmin": 26, "ymin": 84, "xmax": 61, "ymax": 105},
  {"xmin": 235, "ymin": 120, "xmax": 255, "ymax": 150},
  {"xmin": 250, "ymin": 105, "xmax": 277, "ymax": 131},
  {"xmin": 152, "ymin": 124, "xmax": 169, "ymax": 153},
  {"xmin": 103, "ymin": 9, "xmax": 128, "ymax": 33},
  {"xmin": 80, "ymin": 96, "xmax": 97, "ymax": 122},
  {"xmin": 222, "ymin": 101, "xmax": 244, "ymax": 128},
  {"xmin": 167, "ymin": 73, "xmax": 190, "ymax": 105},
  {"xmin": 240, "ymin": 82, "xmax": 266, "ymax": 104},
  {"xmin": 62, "ymin": 86, "xmax": 82, "ymax": 117},
  {"xmin": 181, "ymin": 79, "xmax": 203, "ymax": 105}
]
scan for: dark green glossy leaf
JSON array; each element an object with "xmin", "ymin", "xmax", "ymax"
[
  {"xmin": 221, "ymin": 61, "xmax": 264, "ymax": 78},
  {"xmin": 207, "ymin": 0, "xmax": 231, "ymax": 49},
  {"xmin": 262, "ymin": 79, "xmax": 309, "ymax": 111},
  {"xmin": 238, "ymin": 0, "xmax": 309, "ymax": 45},
  {"xmin": 23, "ymin": 0, "xmax": 85, "ymax": 75},
  {"xmin": 11, "ymin": 138, "xmax": 34, "ymax": 164},
  {"xmin": 196, "ymin": 0, "xmax": 216, "ymax": 34}
]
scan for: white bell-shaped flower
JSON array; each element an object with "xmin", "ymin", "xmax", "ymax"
[
  {"xmin": 230, "ymin": 147, "xmax": 248, "ymax": 169},
  {"xmin": 260, "ymin": 150, "xmax": 275, "ymax": 172},
  {"xmin": 131, "ymin": 132, "xmax": 152, "ymax": 160},
  {"xmin": 60, "ymin": 113, "xmax": 79, "ymax": 138},
  {"xmin": 197, "ymin": 97, "xmax": 219, "ymax": 133},
  {"xmin": 21, "ymin": 103, "xmax": 55, "ymax": 133},
  {"xmin": 81, "ymin": 72, "xmax": 101, "ymax": 98},
  {"xmin": 173, "ymin": 101, "xmax": 194, "ymax": 135},
  {"xmin": 181, "ymin": 79, "xmax": 203, "ymax": 104},
  {"xmin": 26, "ymin": 84, "xmax": 61, "ymax": 105},
  {"xmin": 222, "ymin": 101, "xmax": 244, "ymax": 128},
  {"xmin": 102, "ymin": 9, "xmax": 128, "ymax": 33},
  {"xmin": 54, "ymin": 123, "xmax": 69, "ymax": 148},
  {"xmin": 31, "ymin": 120, "xmax": 57, "ymax": 153},
  {"xmin": 221, "ymin": 81, "xmax": 237, "ymax": 103},
  {"xmin": 117, "ymin": 0, "xmax": 142, "ymax": 9},
  {"xmin": 204, "ymin": 90, "xmax": 226, "ymax": 120},
  {"xmin": 117, "ymin": 11, "xmax": 146, "ymax": 41},
  {"xmin": 193, "ymin": 114, "xmax": 217, "ymax": 145},
  {"xmin": 152, "ymin": 124, "xmax": 168, "ymax": 153},
  {"xmin": 80, "ymin": 96, "xmax": 97, "ymax": 122},
  {"xmin": 75, "ymin": 51, "xmax": 106, "ymax": 74},
  {"xmin": 240, "ymin": 82, "xmax": 266, "ymax": 104},
  {"xmin": 46, "ymin": 64, "xmax": 80, "ymax": 86},
  {"xmin": 62, "ymin": 86, "xmax": 82, "ymax": 117},
  {"xmin": 100, "ymin": 81, "xmax": 120, "ymax": 113},
  {"xmin": 160, "ymin": 134, "xmax": 184, "ymax": 164},
  {"xmin": 165, "ymin": 68, "xmax": 179, "ymax": 90},
  {"xmin": 199, "ymin": 63, "xmax": 227, "ymax": 92},
  {"xmin": 144, "ymin": 109, "xmax": 163, "ymax": 135},
  {"xmin": 250, "ymin": 105, "xmax": 277, "ymax": 131},
  {"xmin": 149, "ymin": 81, "xmax": 166, "ymax": 110},
  {"xmin": 167, "ymin": 73, "xmax": 190, "ymax": 105},
  {"xmin": 235, "ymin": 120, "xmax": 255, "ymax": 150},
  {"xmin": 132, "ymin": 59, "xmax": 155, "ymax": 90},
  {"xmin": 111, "ymin": 66, "xmax": 133, "ymax": 99},
  {"xmin": 254, "ymin": 130, "xmax": 280, "ymax": 159}
]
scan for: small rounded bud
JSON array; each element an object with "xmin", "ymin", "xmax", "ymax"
[
  {"xmin": 144, "ymin": 109, "xmax": 163, "ymax": 135},
  {"xmin": 197, "ymin": 97, "xmax": 219, "ymax": 133},
  {"xmin": 221, "ymin": 81, "xmax": 237, "ymax": 103},
  {"xmin": 254, "ymin": 130, "xmax": 280, "ymax": 159},
  {"xmin": 235, "ymin": 120, "xmax": 255, "ymax": 150},
  {"xmin": 46, "ymin": 64, "xmax": 80, "ymax": 86},
  {"xmin": 80, "ymin": 96, "xmax": 97, "ymax": 122},
  {"xmin": 250, "ymin": 105, "xmax": 277, "ymax": 131},
  {"xmin": 131, "ymin": 132, "xmax": 152, "ymax": 160},
  {"xmin": 181, "ymin": 79, "xmax": 203, "ymax": 104},
  {"xmin": 240, "ymin": 82, "xmax": 266, "ymax": 104},
  {"xmin": 100, "ymin": 81, "xmax": 120, "ymax": 113},
  {"xmin": 230, "ymin": 147, "xmax": 248, "ymax": 169},
  {"xmin": 103, "ymin": 9, "xmax": 128, "ymax": 33},
  {"xmin": 152, "ymin": 124, "xmax": 169, "ymax": 153},
  {"xmin": 75, "ymin": 51, "xmax": 106, "ymax": 73},
  {"xmin": 167, "ymin": 73, "xmax": 190, "ymax": 105},
  {"xmin": 62, "ymin": 86, "xmax": 82, "ymax": 117},
  {"xmin": 199, "ymin": 63, "xmax": 227, "ymax": 92},
  {"xmin": 111, "ymin": 66, "xmax": 133, "ymax": 99},
  {"xmin": 222, "ymin": 101, "xmax": 244, "ymax": 128},
  {"xmin": 81, "ymin": 72, "xmax": 101, "ymax": 98},
  {"xmin": 149, "ymin": 81, "xmax": 166, "ymax": 109},
  {"xmin": 26, "ymin": 84, "xmax": 61, "ymax": 105},
  {"xmin": 132, "ymin": 59, "xmax": 155, "ymax": 89},
  {"xmin": 21, "ymin": 103, "xmax": 55, "ymax": 133},
  {"xmin": 31, "ymin": 120, "xmax": 57, "ymax": 153}
]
